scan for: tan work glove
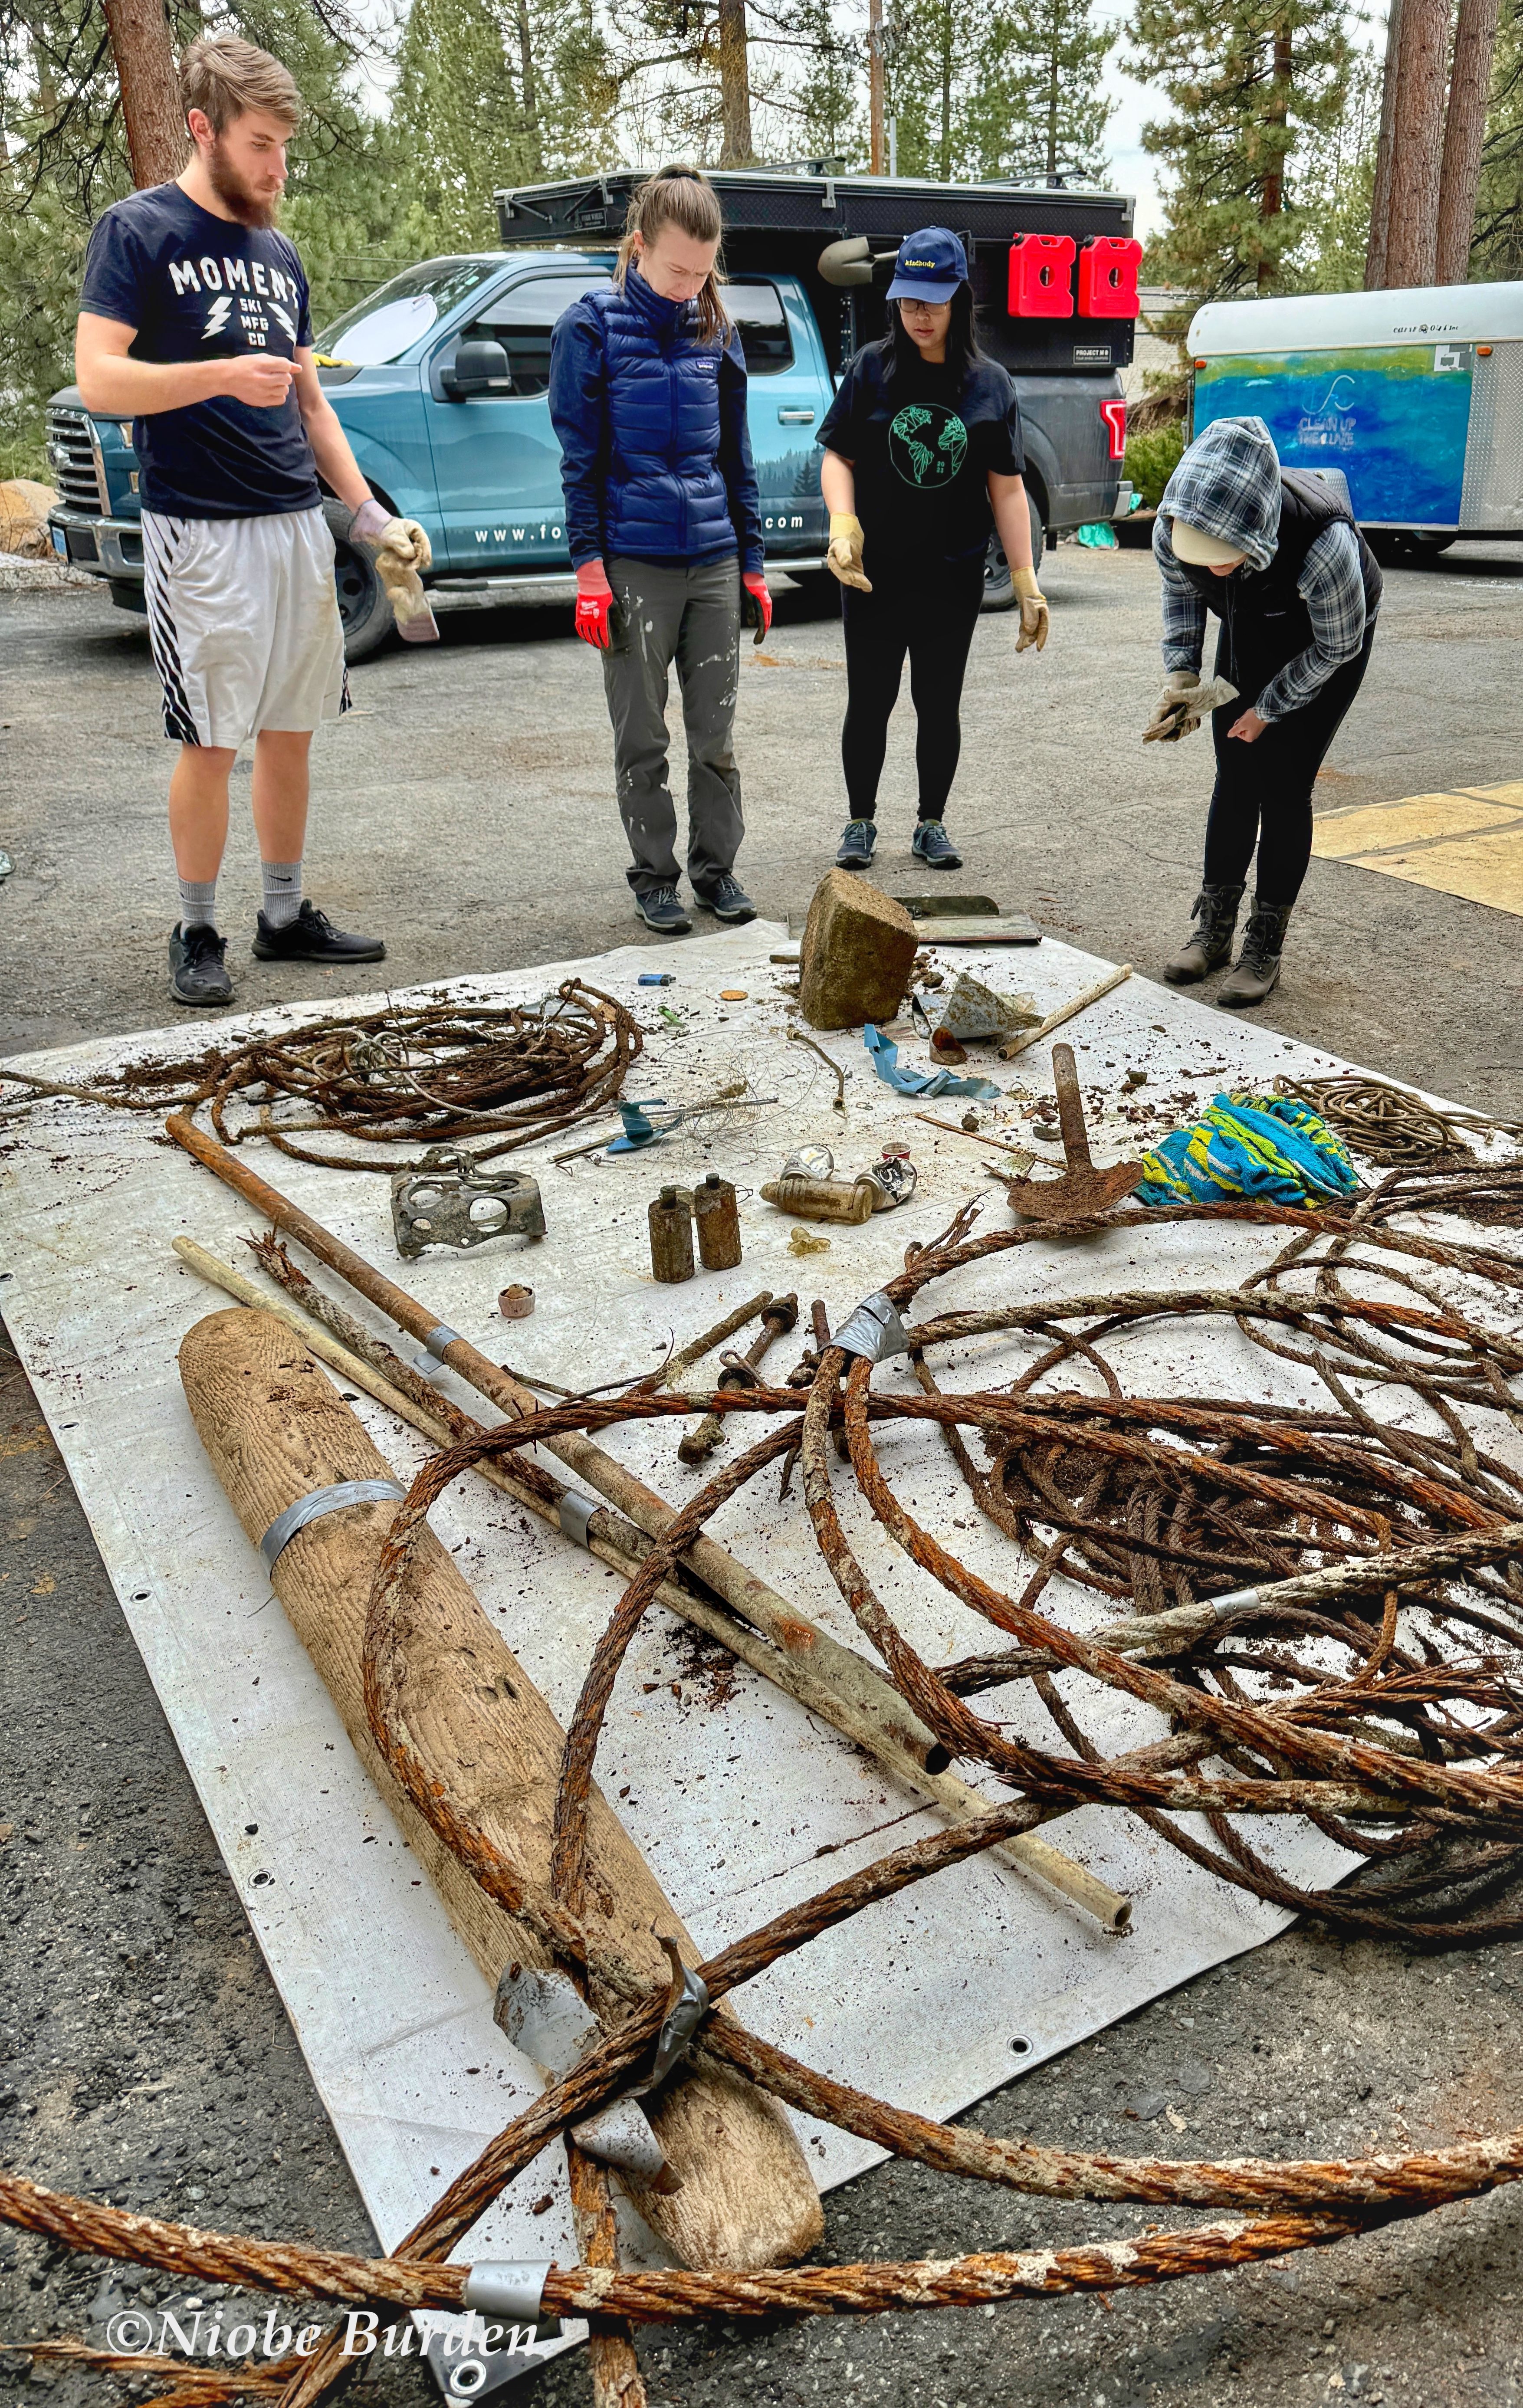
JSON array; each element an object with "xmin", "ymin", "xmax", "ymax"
[
  {"xmin": 827, "ymin": 511, "xmax": 872, "ymax": 592},
  {"xmin": 350, "ymin": 498, "xmax": 439, "ymax": 642},
  {"xmin": 351, "ymin": 500, "xmax": 433, "ymax": 574},
  {"xmin": 1012, "ymin": 564, "xmax": 1049, "ymax": 653},
  {"xmin": 1143, "ymin": 668, "xmax": 1239, "ymax": 742}
]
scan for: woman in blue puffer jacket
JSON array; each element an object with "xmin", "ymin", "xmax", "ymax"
[{"xmin": 548, "ymin": 167, "xmax": 769, "ymax": 935}]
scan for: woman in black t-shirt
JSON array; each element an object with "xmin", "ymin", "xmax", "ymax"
[{"xmin": 816, "ymin": 227, "xmax": 1047, "ymax": 873}]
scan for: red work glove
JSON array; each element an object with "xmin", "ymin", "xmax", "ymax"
[
  {"xmin": 742, "ymin": 570, "xmax": 772, "ymax": 643},
  {"xmin": 574, "ymin": 559, "xmax": 616, "ymax": 650}
]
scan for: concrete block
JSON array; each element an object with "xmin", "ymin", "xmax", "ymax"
[{"xmin": 798, "ymin": 870, "xmax": 918, "ymax": 1031}]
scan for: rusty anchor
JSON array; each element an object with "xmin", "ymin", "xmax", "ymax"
[{"xmin": 1003, "ymin": 1043, "xmax": 1144, "ymax": 1225}]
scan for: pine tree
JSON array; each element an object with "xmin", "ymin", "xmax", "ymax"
[
  {"xmin": 982, "ymin": 0, "xmax": 1114, "ymax": 185},
  {"xmin": 1129, "ymin": 0, "xmax": 1352, "ymax": 300},
  {"xmin": 1473, "ymin": 0, "xmax": 1523, "ymax": 276}
]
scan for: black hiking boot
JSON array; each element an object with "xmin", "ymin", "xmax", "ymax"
[
  {"xmin": 1162, "ymin": 882, "xmax": 1244, "ymax": 985},
  {"xmin": 1217, "ymin": 897, "xmax": 1294, "ymax": 1007},
  {"xmin": 169, "ymin": 921, "xmax": 233, "ymax": 1007},
  {"xmin": 635, "ymin": 885, "xmax": 692, "ymax": 935},
  {"xmin": 252, "ymin": 900, "xmax": 386, "ymax": 964}
]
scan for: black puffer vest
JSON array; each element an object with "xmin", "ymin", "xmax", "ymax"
[{"xmin": 1180, "ymin": 471, "xmax": 1382, "ymax": 701}]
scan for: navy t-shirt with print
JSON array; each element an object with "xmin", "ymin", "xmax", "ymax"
[
  {"xmin": 79, "ymin": 182, "xmax": 320, "ymax": 519},
  {"xmin": 817, "ymin": 342, "xmax": 1024, "ymax": 570}
]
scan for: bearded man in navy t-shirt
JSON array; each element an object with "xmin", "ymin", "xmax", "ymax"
[{"xmin": 75, "ymin": 34, "xmax": 427, "ymax": 1006}]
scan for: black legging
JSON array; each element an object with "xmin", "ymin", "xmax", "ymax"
[
  {"xmin": 1203, "ymin": 623, "xmax": 1376, "ymax": 905},
  {"xmin": 840, "ymin": 554, "xmax": 986, "ymax": 822}
]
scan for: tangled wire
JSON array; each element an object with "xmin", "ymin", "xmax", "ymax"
[
  {"xmin": 0, "ymin": 984, "xmax": 641, "ymax": 1171},
  {"xmin": 6, "ymin": 1159, "xmax": 1523, "ymax": 2408}
]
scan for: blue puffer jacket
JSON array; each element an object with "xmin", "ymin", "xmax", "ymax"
[{"xmin": 548, "ymin": 265, "xmax": 764, "ymax": 573}]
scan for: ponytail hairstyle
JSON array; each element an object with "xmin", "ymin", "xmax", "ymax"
[{"xmin": 616, "ymin": 165, "xmax": 730, "ymax": 345}]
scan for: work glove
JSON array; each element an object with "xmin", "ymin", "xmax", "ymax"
[
  {"xmin": 574, "ymin": 558, "xmax": 618, "ymax": 651},
  {"xmin": 827, "ymin": 512, "xmax": 872, "ymax": 592},
  {"xmin": 348, "ymin": 498, "xmax": 438, "ymax": 642},
  {"xmin": 1143, "ymin": 669, "xmax": 1240, "ymax": 743},
  {"xmin": 1012, "ymin": 565, "xmax": 1049, "ymax": 653},
  {"xmin": 350, "ymin": 499, "xmax": 432, "ymax": 572},
  {"xmin": 742, "ymin": 569, "xmax": 772, "ymax": 644}
]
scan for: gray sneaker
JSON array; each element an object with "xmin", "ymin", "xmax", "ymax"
[
  {"xmin": 911, "ymin": 818, "xmax": 962, "ymax": 870},
  {"xmin": 169, "ymin": 921, "xmax": 233, "ymax": 1007},
  {"xmin": 694, "ymin": 874, "xmax": 756, "ymax": 925},
  {"xmin": 835, "ymin": 819, "xmax": 877, "ymax": 871},
  {"xmin": 635, "ymin": 885, "xmax": 692, "ymax": 935}
]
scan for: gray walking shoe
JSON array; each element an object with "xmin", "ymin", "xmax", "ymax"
[
  {"xmin": 911, "ymin": 818, "xmax": 962, "ymax": 870},
  {"xmin": 1162, "ymin": 882, "xmax": 1244, "ymax": 985},
  {"xmin": 635, "ymin": 885, "xmax": 692, "ymax": 935},
  {"xmin": 169, "ymin": 922, "xmax": 233, "ymax": 1007},
  {"xmin": 1216, "ymin": 897, "xmax": 1294, "ymax": 1007},
  {"xmin": 835, "ymin": 819, "xmax": 877, "ymax": 871},
  {"xmin": 693, "ymin": 874, "xmax": 756, "ymax": 925}
]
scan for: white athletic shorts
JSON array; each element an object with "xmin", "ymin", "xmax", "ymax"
[{"xmin": 141, "ymin": 505, "xmax": 348, "ymax": 749}]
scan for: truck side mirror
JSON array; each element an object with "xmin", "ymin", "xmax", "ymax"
[{"xmin": 441, "ymin": 339, "xmax": 512, "ymax": 399}]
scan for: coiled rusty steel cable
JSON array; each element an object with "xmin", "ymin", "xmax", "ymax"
[
  {"xmin": 0, "ymin": 982, "xmax": 641, "ymax": 1169},
  {"xmin": 7, "ymin": 1162, "xmax": 1523, "ymax": 2407}
]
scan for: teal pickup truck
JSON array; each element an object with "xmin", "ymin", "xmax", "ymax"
[{"xmin": 46, "ymin": 170, "xmax": 1135, "ymax": 657}]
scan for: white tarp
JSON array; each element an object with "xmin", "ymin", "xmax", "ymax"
[{"xmin": 2, "ymin": 922, "xmax": 1470, "ymax": 2380}]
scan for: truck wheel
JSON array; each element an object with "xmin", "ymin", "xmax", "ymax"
[
  {"xmin": 982, "ymin": 492, "xmax": 1045, "ymax": 613},
  {"xmin": 323, "ymin": 500, "xmax": 394, "ymax": 663}
]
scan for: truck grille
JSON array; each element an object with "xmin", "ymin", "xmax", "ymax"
[{"xmin": 46, "ymin": 406, "xmax": 107, "ymax": 513}]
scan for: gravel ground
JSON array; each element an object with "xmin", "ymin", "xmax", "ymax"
[{"xmin": 3, "ymin": 536, "xmax": 1522, "ymax": 2408}]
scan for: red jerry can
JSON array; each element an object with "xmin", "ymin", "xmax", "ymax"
[
  {"xmin": 1008, "ymin": 234, "xmax": 1075, "ymax": 318},
  {"xmin": 1077, "ymin": 236, "xmax": 1142, "ymax": 319}
]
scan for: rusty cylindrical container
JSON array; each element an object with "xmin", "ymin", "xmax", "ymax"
[
  {"xmin": 649, "ymin": 1184, "xmax": 696, "ymax": 1283},
  {"xmin": 693, "ymin": 1172, "xmax": 742, "ymax": 1270}
]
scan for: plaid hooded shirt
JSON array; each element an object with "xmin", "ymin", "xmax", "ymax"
[{"xmin": 1153, "ymin": 416, "xmax": 1371, "ymax": 722}]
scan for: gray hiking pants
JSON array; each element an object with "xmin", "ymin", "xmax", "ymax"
[{"xmin": 602, "ymin": 554, "xmax": 743, "ymax": 896}]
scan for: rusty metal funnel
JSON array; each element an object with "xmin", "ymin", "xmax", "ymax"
[{"xmin": 1004, "ymin": 1043, "xmax": 1144, "ymax": 1224}]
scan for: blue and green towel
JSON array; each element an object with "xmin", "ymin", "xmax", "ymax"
[{"xmin": 1137, "ymin": 1092, "xmax": 1358, "ymax": 1209}]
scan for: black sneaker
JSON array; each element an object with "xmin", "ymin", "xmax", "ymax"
[
  {"xmin": 835, "ymin": 819, "xmax": 877, "ymax": 871},
  {"xmin": 635, "ymin": 885, "xmax": 692, "ymax": 935},
  {"xmin": 252, "ymin": 899, "xmax": 386, "ymax": 964},
  {"xmin": 693, "ymin": 874, "xmax": 756, "ymax": 925},
  {"xmin": 169, "ymin": 921, "xmax": 233, "ymax": 1007},
  {"xmin": 911, "ymin": 818, "xmax": 962, "ymax": 870}
]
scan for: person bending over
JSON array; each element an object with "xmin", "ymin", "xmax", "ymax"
[
  {"xmin": 74, "ymin": 34, "xmax": 426, "ymax": 1006},
  {"xmin": 817, "ymin": 226, "xmax": 1048, "ymax": 876},
  {"xmin": 1148, "ymin": 414, "xmax": 1381, "ymax": 1007},
  {"xmin": 548, "ymin": 165, "xmax": 767, "ymax": 936}
]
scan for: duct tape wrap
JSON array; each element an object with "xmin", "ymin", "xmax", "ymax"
[
  {"xmin": 460, "ymin": 2261, "xmax": 561, "ymax": 2336},
  {"xmin": 1206, "ymin": 1587, "xmax": 1259, "ymax": 1615},
  {"xmin": 646, "ymin": 1959, "xmax": 711, "ymax": 2091},
  {"xmin": 411, "ymin": 1322, "xmax": 464, "ymax": 1382},
  {"xmin": 259, "ymin": 1480, "xmax": 406, "ymax": 1569},
  {"xmin": 556, "ymin": 1489, "xmax": 601, "ymax": 1548},
  {"xmin": 834, "ymin": 1291, "xmax": 910, "ymax": 1365}
]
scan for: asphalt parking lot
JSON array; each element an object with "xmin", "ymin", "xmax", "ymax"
[{"xmin": 3, "ymin": 538, "xmax": 1523, "ymax": 2408}]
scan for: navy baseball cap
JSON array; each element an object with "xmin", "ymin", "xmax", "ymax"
[{"xmin": 886, "ymin": 227, "xmax": 968, "ymax": 304}]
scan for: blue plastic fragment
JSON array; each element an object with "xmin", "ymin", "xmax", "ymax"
[{"xmin": 862, "ymin": 1024, "xmax": 1000, "ymax": 1101}]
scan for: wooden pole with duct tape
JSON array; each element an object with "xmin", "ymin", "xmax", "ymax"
[{"xmin": 177, "ymin": 1304, "xmax": 822, "ymax": 2273}]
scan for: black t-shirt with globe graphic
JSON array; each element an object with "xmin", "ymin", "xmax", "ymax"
[{"xmin": 817, "ymin": 342, "xmax": 1024, "ymax": 571}]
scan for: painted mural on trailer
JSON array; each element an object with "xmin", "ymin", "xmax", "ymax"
[{"xmin": 1193, "ymin": 343, "xmax": 1475, "ymax": 526}]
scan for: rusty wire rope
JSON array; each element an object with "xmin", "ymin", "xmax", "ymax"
[
  {"xmin": 0, "ymin": 983, "xmax": 642, "ymax": 1170},
  {"xmin": 7, "ymin": 1159, "xmax": 1523, "ymax": 2406}
]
